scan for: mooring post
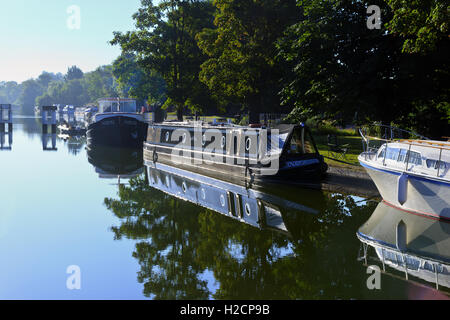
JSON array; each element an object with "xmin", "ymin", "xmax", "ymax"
[
  {"xmin": 41, "ymin": 106, "xmax": 57, "ymax": 134},
  {"xmin": 0, "ymin": 104, "xmax": 13, "ymax": 132}
]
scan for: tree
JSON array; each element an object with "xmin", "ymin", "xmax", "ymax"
[
  {"xmin": 16, "ymin": 79, "xmax": 44, "ymax": 113},
  {"xmin": 386, "ymin": 0, "xmax": 449, "ymax": 54},
  {"xmin": 277, "ymin": 0, "xmax": 449, "ymax": 138},
  {"xmin": 111, "ymin": 0, "xmax": 216, "ymax": 120},
  {"xmin": 65, "ymin": 65, "xmax": 84, "ymax": 81},
  {"xmin": 197, "ymin": 0, "xmax": 300, "ymax": 123},
  {"xmin": 113, "ymin": 53, "xmax": 167, "ymax": 104}
]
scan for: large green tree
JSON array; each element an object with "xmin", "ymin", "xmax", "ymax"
[
  {"xmin": 386, "ymin": 0, "xmax": 449, "ymax": 54},
  {"xmin": 277, "ymin": 0, "xmax": 449, "ymax": 138},
  {"xmin": 112, "ymin": 53, "xmax": 167, "ymax": 105},
  {"xmin": 197, "ymin": 0, "xmax": 300, "ymax": 123},
  {"xmin": 111, "ymin": 0, "xmax": 217, "ymax": 120}
]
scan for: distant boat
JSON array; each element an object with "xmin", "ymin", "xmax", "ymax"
[
  {"xmin": 358, "ymin": 125, "xmax": 449, "ymax": 221},
  {"xmin": 86, "ymin": 98, "xmax": 148, "ymax": 148}
]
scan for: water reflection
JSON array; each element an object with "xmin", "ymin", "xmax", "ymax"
[
  {"xmin": 42, "ymin": 133, "xmax": 58, "ymax": 151},
  {"xmin": 104, "ymin": 161, "xmax": 384, "ymax": 299},
  {"xmin": 87, "ymin": 144, "xmax": 144, "ymax": 182},
  {"xmin": 357, "ymin": 201, "xmax": 450, "ymax": 294},
  {"xmin": 0, "ymin": 129, "xmax": 13, "ymax": 151}
]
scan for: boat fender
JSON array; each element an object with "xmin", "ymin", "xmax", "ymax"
[
  {"xmin": 397, "ymin": 173, "xmax": 408, "ymax": 205},
  {"xmin": 396, "ymin": 220, "xmax": 407, "ymax": 252}
]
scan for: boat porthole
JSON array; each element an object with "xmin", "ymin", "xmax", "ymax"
[
  {"xmin": 245, "ymin": 203, "xmax": 251, "ymax": 216},
  {"xmin": 165, "ymin": 131, "xmax": 170, "ymax": 142},
  {"xmin": 245, "ymin": 138, "xmax": 251, "ymax": 151},
  {"xmin": 221, "ymin": 136, "xmax": 226, "ymax": 148},
  {"xmin": 201, "ymin": 188, "xmax": 206, "ymax": 200},
  {"xmin": 182, "ymin": 182, "xmax": 187, "ymax": 193},
  {"xmin": 220, "ymin": 194, "xmax": 226, "ymax": 207}
]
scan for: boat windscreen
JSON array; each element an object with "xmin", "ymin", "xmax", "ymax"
[
  {"xmin": 98, "ymin": 100, "xmax": 137, "ymax": 113},
  {"xmin": 287, "ymin": 127, "xmax": 317, "ymax": 155}
]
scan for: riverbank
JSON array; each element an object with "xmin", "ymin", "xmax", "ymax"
[{"xmin": 322, "ymin": 164, "xmax": 380, "ymax": 199}]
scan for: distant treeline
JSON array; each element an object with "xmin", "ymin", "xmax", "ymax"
[{"xmin": 0, "ymin": 54, "xmax": 167, "ymax": 115}]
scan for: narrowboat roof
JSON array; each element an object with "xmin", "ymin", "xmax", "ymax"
[{"xmin": 151, "ymin": 121, "xmax": 305, "ymax": 134}]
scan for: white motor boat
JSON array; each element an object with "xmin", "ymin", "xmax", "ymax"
[{"xmin": 358, "ymin": 125, "xmax": 449, "ymax": 221}]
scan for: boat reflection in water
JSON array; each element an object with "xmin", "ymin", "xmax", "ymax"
[
  {"xmin": 145, "ymin": 159, "xmax": 324, "ymax": 233},
  {"xmin": 357, "ymin": 201, "xmax": 450, "ymax": 293},
  {"xmin": 87, "ymin": 145, "xmax": 144, "ymax": 182},
  {"xmin": 0, "ymin": 129, "xmax": 13, "ymax": 151}
]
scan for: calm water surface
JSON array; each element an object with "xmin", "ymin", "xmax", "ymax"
[{"xmin": 0, "ymin": 117, "xmax": 447, "ymax": 299}]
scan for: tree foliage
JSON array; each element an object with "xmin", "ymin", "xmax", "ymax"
[
  {"xmin": 386, "ymin": 0, "xmax": 449, "ymax": 54},
  {"xmin": 197, "ymin": 0, "xmax": 300, "ymax": 122},
  {"xmin": 111, "ymin": 0, "xmax": 217, "ymax": 120}
]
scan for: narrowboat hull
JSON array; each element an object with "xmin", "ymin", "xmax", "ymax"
[{"xmin": 87, "ymin": 115, "xmax": 148, "ymax": 148}]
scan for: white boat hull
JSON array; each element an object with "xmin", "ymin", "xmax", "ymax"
[{"xmin": 359, "ymin": 158, "xmax": 450, "ymax": 221}]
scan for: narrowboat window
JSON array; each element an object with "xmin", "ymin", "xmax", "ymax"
[
  {"xmin": 288, "ymin": 128, "xmax": 303, "ymax": 154},
  {"xmin": 221, "ymin": 136, "xmax": 226, "ymax": 149},
  {"xmin": 120, "ymin": 101, "xmax": 137, "ymax": 113},
  {"xmin": 287, "ymin": 127, "xmax": 317, "ymax": 155},
  {"xmin": 245, "ymin": 137, "xmax": 251, "ymax": 151},
  {"xmin": 304, "ymin": 129, "xmax": 317, "ymax": 154}
]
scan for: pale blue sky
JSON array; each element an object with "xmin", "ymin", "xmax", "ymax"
[{"xmin": 0, "ymin": 0, "xmax": 143, "ymax": 83}]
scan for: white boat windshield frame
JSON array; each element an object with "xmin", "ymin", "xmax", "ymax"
[{"xmin": 98, "ymin": 98, "xmax": 137, "ymax": 114}]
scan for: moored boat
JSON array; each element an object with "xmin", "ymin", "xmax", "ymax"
[
  {"xmin": 86, "ymin": 98, "xmax": 148, "ymax": 148},
  {"xmin": 358, "ymin": 126, "xmax": 450, "ymax": 221},
  {"xmin": 143, "ymin": 120, "xmax": 327, "ymax": 182}
]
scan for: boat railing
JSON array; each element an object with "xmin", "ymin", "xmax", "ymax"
[{"xmin": 359, "ymin": 128, "xmax": 449, "ymax": 177}]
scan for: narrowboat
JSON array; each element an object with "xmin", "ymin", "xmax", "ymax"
[
  {"xmin": 86, "ymin": 98, "xmax": 148, "ymax": 148},
  {"xmin": 357, "ymin": 201, "xmax": 450, "ymax": 291},
  {"xmin": 358, "ymin": 132, "xmax": 450, "ymax": 221},
  {"xmin": 143, "ymin": 120, "xmax": 327, "ymax": 182}
]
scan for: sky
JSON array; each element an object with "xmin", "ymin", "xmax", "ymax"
[{"xmin": 0, "ymin": 0, "xmax": 143, "ymax": 83}]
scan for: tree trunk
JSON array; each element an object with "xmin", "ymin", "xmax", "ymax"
[{"xmin": 177, "ymin": 106, "xmax": 183, "ymax": 121}]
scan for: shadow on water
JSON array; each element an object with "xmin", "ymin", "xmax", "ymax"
[{"xmin": 101, "ymin": 156, "xmax": 449, "ymax": 299}]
